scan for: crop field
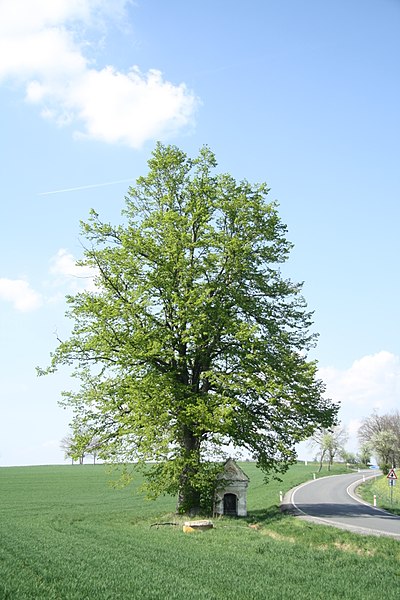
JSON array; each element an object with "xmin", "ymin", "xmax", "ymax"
[{"xmin": 1, "ymin": 462, "xmax": 399, "ymax": 600}]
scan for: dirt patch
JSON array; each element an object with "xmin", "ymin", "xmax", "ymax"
[
  {"xmin": 260, "ymin": 529, "xmax": 296, "ymax": 543},
  {"xmin": 333, "ymin": 541, "xmax": 376, "ymax": 556}
]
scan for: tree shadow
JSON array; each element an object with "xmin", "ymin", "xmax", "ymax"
[
  {"xmin": 379, "ymin": 505, "xmax": 400, "ymax": 517},
  {"xmin": 246, "ymin": 505, "xmax": 286, "ymax": 524}
]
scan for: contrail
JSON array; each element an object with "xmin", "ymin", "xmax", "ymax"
[{"xmin": 37, "ymin": 178, "xmax": 134, "ymax": 196}]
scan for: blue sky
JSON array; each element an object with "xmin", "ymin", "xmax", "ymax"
[{"xmin": 1, "ymin": 0, "xmax": 399, "ymax": 466}]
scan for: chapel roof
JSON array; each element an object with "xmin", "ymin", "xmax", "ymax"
[{"xmin": 218, "ymin": 458, "xmax": 250, "ymax": 482}]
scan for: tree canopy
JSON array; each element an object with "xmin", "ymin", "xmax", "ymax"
[
  {"xmin": 309, "ymin": 425, "xmax": 348, "ymax": 471},
  {"xmin": 358, "ymin": 411, "xmax": 400, "ymax": 473},
  {"xmin": 41, "ymin": 143, "xmax": 338, "ymax": 513},
  {"xmin": 60, "ymin": 428, "xmax": 101, "ymax": 465}
]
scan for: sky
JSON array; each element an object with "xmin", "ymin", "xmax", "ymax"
[{"xmin": 1, "ymin": 0, "xmax": 399, "ymax": 466}]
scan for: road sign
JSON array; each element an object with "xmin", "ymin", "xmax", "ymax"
[
  {"xmin": 387, "ymin": 468, "xmax": 397, "ymax": 480},
  {"xmin": 388, "ymin": 479, "xmax": 396, "ymax": 487}
]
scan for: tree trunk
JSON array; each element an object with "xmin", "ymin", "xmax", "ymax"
[
  {"xmin": 318, "ymin": 449, "xmax": 326, "ymax": 472},
  {"xmin": 176, "ymin": 427, "xmax": 202, "ymax": 515}
]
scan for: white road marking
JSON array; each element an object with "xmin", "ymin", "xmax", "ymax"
[{"xmin": 289, "ymin": 472, "xmax": 400, "ymax": 539}]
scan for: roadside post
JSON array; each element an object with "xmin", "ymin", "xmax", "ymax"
[{"xmin": 387, "ymin": 468, "xmax": 397, "ymax": 505}]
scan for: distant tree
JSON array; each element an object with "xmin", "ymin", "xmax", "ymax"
[
  {"xmin": 340, "ymin": 450, "xmax": 358, "ymax": 466},
  {"xmin": 310, "ymin": 425, "xmax": 348, "ymax": 472},
  {"xmin": 88, "ymin": 436, "xmax": 102, "ymax": 465},
  {"xmin": 358, "ymin": 442, "xmax": 372, "ymax": 467},
  {"xmin": 60, "ymin": 434, "xmax": 85, "ymax": 464},
  {"xmin": 60, "ymin": 434, "xmax": 74, "ymax": 464},
  {"xmin": 60, "ymin": 428, "xmax": 102, "ymax": 465},
  {"xmin": 372, "ymin": 431, "xmax": 397, "ymax": 474},
  {"xmin": 358, "ymin": 412, "xmax": 390, "ymax": 444},
  {"xmin": 41, "ymin": 143, "xmax": 338, "ymax": 514},
  {"xmin": 358, "ymin": 411, "xmax": 400, "ymax": 472}
]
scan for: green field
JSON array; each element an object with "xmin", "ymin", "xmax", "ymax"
[
  {"xmin": 1, "ymin": 463, "xmax": 399, "ymax": 600},
  {"xmin": 359, "ymin": 471, "xmax": 400, "ymax": 515}
]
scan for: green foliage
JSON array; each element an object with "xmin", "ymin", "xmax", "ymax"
[
  {"xmin": 41, "ymin": 143, "xmax": 338, "ymax": 511},
  {"xmin": 141, "ymin": 455, "xmax": 224, "ymax": 513},
  {"xmin": 380, "ymin": 463, "xmax": 391, "ymax": 476},
  {"xmin": 358, "ymin": 442, "xmax": 372, "ymax": 467},
  {"xmin": 60, "ymin": 425, "xmax": 102, "ymax": 464},
  {"xmin": 372, "ymin": 431, "xmax": 397, "ymax": 473},
  {"xmin": 358, "ymin": 411, "xmax": 400, "ymax": 470},
  {"xmin": 340, "ymin": 450, "xmax": 358, "ymax": 465}
]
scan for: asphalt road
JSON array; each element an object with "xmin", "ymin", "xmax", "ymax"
[{"xmin": 283, "ymin": 470, "xmax": 400, "ymax": 539}]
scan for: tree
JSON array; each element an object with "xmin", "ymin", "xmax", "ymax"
[
  {"xmin": 309, "ymin": 425, "xmax": 348, "ymax": 471},
  {"xmin": 371, "ymin": 430, "xmax": 397, "ymax": 474},
  {"xmin": 60, "ymin": 433, "xmax": 86, "ymax": 464},
  {"xmin": 340, "ymin": 450, "xmax": 358, "ymax": 466},
  {"xmin": 41, "ymin": 143, "xmax": 338, "ymax": 513},
  {"xmin": 60, "ymin": 427, "xmax": 102, "ymax": 465},
  {"xmin": 60, "ymin": 434, "xmax": 78, "ymax": 464},
  {"xmin": 358, "ymin": 443, "xmax": 372, "ymax": 467},
  {"xmin": 358, "ymin": 411, "xmax": 400, "ymax": 472}
]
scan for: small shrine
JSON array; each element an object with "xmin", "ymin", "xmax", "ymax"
[{"xmin": 214, "ymin": 458, "xmax": 250, "ymax": 517}]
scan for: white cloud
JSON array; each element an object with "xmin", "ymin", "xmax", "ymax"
[
  {"xmin": 317, "ymin": 351, "xmax": 400, "ymax": 454},
  {"xmin": 0, "ymin": 249, "xmax": 99, "ymax": 313},
  {"xmin": 49, "ymin": 248, "xmax": 98, "ymax": 292},
  {"xmin": 319, "ymin": 352, "xmax": 400, "ymax": 413},
  {"xmin": 298, "ymin": 352, "xmax": 400, "ymax": 461},
  {"xmin": 0, "ymin": 0, "xmax": 198, "ymax": 146},
  {"xmin": 0, "ymin": 278, "xmax": 43, "ymax": 312},
  {"xmin": 69, "ymin": 66, "xmax": 196, "ymax": 146}
]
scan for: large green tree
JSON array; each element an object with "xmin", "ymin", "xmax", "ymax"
[{"xmin": 42, "ymin": 143, "xmax": 337, "ymax": 513}]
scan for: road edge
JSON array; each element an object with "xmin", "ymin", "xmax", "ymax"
[
  {"xmin": 280, "ymin": 470, "xmax": 400, "ymax": 539},
  {"xmin": 280, "ymin": 470, "xmax": 380, "ymax": 515}
]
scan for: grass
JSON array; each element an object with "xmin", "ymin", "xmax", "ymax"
[
  {"xmin": 1, "ymin": 462, "xmax": 399, "ymax": 600},
  {"xmin": 358, "ymin": 470, "xmax": 400, "ymax": 516}
]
